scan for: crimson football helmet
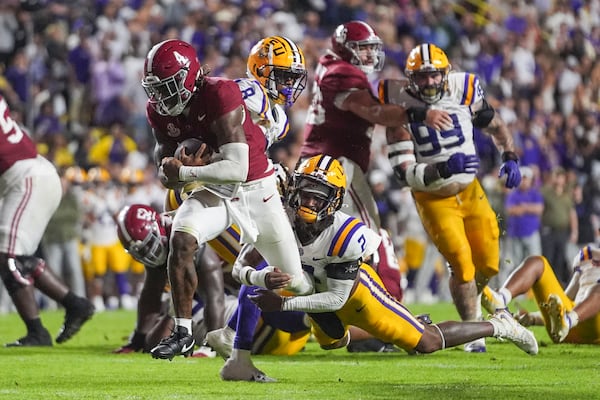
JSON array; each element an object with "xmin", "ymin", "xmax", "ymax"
[
  {"xmin": 142, "ymin": 39, "xmax": 202, "ymax": 116},
  {"xmin": 331, "ymin": 21, "xmax": 385, "ymax": 74},
  {"xmin": 116, "ymin": 204, "xmax": 169, "ymax": 268}
]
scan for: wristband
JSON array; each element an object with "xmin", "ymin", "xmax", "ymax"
[
  {"xmin": 436, "ymin": 161, "xmax": 451, "ymax": 179},
  {"xmin": 501, "ymin": 151, "xmax": 519, "ymax": 162},
  {"xmin": 407, "ymin": 107, "xmax": 428, "ymax": 123}
]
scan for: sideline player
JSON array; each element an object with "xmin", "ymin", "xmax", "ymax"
[
  {"xmin": 379, "ymin": 43, "xmax": 521, "ymax": 352},
  {"xmin": 0, "ymin": 95, "xmax": 94, "ymax": 347}
]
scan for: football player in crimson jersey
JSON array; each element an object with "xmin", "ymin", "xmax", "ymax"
[
  {"xmin": 378, "ymin": 43, "xmax": 522, "ymax": 352},
  {"xmin": 113, "ymin": 203, "xmax": 311, "ymax": 359},
  {"xmin": 250, "ymin": 155, "xmax": 538, "ymax": 359},
  {"xmin": 484, "ymin": 244, "xmax": 600, "ymax": 345},
  {"xmin": 0, "ymin": 95, "xmax": 94, "ymax": 347},
  {"xmin": 113, "ymin": 203, "xmax": 228, "ymax": 353},
  {"xmin": 300, "ymin": 21, "xmax": 451, "ymax": 312},
  {"xmin": 141, "ymin": 39, "xmax": 313, "ymax": 364}
]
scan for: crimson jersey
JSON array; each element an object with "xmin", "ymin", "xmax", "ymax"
[
  {"xmin": 302, "ymin": 54, "xmax": 374, "ymax": 172},
  {"xmin": 146, "ymin": 77, "xmax": 271, "ymax": 182},
  {"xmin": 0, "ymin": 95, "xmax": 37, "ymax": 174}
]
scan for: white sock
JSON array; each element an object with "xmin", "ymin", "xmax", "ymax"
[
  {"xmin": 567, "ymin": 310, "xmax": 579, "ymax": 329},
  {"xmin": 231, "ymin": 348, "xmax": 251, "ymax": 361},
  {"xmin": 174, "ymin": 318, "xmax": 192, "ymax": 333},
  {"xmin": 498, "ymin": 288, "xmax": 512, "ymax": 307}
]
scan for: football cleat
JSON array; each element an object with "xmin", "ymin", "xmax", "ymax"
[
  {"xmin": 205, "ymin": 326, "xmax": 235, "ymax": 359},
  {"xmin": 489, "ymin": 308, "xmax": 538, "ymax": 355},
  {"xmin": 6, "ymin": 329, "xmax": 52, "ymax": 347},
  {"xmin": 56, "ymin": 298, "xmax": 95, "ymax": 344},
  {"xmin": 463, "ymin": 338, "xmax": 487, "ymax": 353},
  {"xmin": 220, "ymin": 358, "xmax": 276, "ymax": 383},
  {"xmin": 545, "ymin": 294, "xmax": 570, "ymax": 343},
  {"xmin": 481, "ymin": 286, "xmax": 507, "ymax": 315},
  {"xmin": 150, "ymin": 326, "xmax": 195, "ymax": 360}
]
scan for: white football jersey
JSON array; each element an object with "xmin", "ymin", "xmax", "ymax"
[
  {"xmin": 572, "ymin": 246, "xmax": 600, "ymax": 304},
  {"xmin": 297, "ymin": 211, "xmax": 381, "ymax": 294},
  {"xmin": 236, "ymin": 78, "xmax": 289, "ymax": 148},
  {"xmin": 382, "ymin": 72, "xmax": 485, "ymax": 192}
]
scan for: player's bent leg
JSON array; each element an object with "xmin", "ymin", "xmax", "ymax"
[{"xmin": 543, "ymin": 294, "xmax": 570, "ymax": 343}]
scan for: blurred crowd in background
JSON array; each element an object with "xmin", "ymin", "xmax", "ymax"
[{"xmin": 0, "ymin": 0, "xmax": 598, "ymax": 310}]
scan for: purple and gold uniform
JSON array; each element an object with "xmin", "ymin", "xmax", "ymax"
[
  {"xmin": 379, "ymin": 72, "xmax": 500, "ymax": 283},
  {"xmin": 531, "ymin": 249, "xmax": 600, "ymax": 344},
  {"xmin": 286, "ymin": 211, "xmax": 425, "ymax": 352}
]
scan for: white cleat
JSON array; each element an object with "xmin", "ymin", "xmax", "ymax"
[
  {"xmin": 463, "ymin": 337, "xmax": 486, "ymax": 353},
  {"xmin": 489, "ymin": 309, "xmax": 538, "ymax": 355},
  {"xmin": 220, "ymin": 358, "xmax": 276, "ymax": 383},
  {"xmin": 205, "ymin": 327, "xmax": 235, "ymax": 359},
  {"xmin": 545, "ymin": 294, "xmax": 570, "ymax": 343}
]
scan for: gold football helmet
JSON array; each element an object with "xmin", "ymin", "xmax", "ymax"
[
  {"xmin": 87, "ymin": 166, "xmax": 111, "ymax": 183},
  {"xmin": 63, "ymin": 166, "xmax": 88, "ymax": 185},
  {"xmin": 247, "ymin": 36, "xmax": 307, "ymax": 107},
  {"xmin": 290, "ymin": 155, "xmax": 346, "ymax": 224},
  {"xmin": 405, "ymin": 43, "xmax": 451, "ymax": 104}
]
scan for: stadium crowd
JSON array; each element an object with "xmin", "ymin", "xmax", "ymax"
[{"xmin": 0, "ymin": 0, "xmax": 598, "ymax": 316}]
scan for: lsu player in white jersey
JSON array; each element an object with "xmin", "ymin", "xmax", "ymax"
[
  {"xmin": 237, "ymin": 35, "xmax": 306, "ymax": 149},
  {"xmin": 249, "ymin": 155, "xmax": 538, "ymax": 359},
  {"xmin": 485, "ymin": 244, "xmax": 600, "ymax": 345},
  {"xmin": 378, "ymin": 43, "xmax": 522, "ymax": 353}
]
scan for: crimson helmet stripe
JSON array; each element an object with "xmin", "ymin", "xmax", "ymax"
[
  {"xmin": 357, "ymin": 20, "xmax": 376, "ymax": 36},
  {"xmin": 145, "ymin": 40, "xmax": 170, "ymax": 74},
  {"xmin": 116, "ymin": 206, "xmax": 133, "ymax": 242}
]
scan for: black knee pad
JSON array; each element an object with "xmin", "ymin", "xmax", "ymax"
[{"xmin": 0, "ymin": 256, "xmax": 45, "ymax": 294}]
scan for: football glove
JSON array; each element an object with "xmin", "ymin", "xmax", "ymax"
[
  {"xmin": 437, "ymin": 153, "xmax": 479, "ymax": 179},
  {"xmin": 498, "ymin": 151, "xmax": 521, "ymax": 188}
]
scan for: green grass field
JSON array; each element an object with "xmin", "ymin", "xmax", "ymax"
[{"xmin": 1, "ymin": 301, "xmax": 598, "ymax": 400}]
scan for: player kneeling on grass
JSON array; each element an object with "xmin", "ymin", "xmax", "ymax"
[
  {"xmin": 483, "ymin": 244, "xmax": 600, "ymax": 345},
  {"xmin": 249, "ymin": 154, "xmax": 539, "ymax": 356}
]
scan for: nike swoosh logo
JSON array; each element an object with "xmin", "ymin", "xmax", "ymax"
[
  {"xmin": 262, "ymin": 194, "xmax": 275, "ymax": 202},
  {"xmin": 355, "ymin": 304, "xmax": 366, "ymax": 312},
  {"xmin": 312, "ymin": 257, "xmax": 324, "ymax": 261},
  {"xmin": 198, "ymin": 114, "xmax": 207, "ymax": 122},
  {"xmin": 181, "ymin": 340, "xmax": 195, "ymax": 354}
]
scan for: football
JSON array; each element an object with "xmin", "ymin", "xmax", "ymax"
[{"xmin": 174, "ymin": 138, "xmax": 212, "ymax": 162}]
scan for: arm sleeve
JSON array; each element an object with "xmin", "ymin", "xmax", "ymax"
[
  {"xmin": 178, "ymin": 142, "xmax": 249, "ymax": 183},
  {"xmin": 281, "ymin": 261, "xmax": 359, "ymax": 312},
  {"xmin": 281, "ymin": 276, "xmax": 354, "ymax": 313}
]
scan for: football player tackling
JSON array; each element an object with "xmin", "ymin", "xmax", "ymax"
[{"xmin": 249, "ymin": 155, "xmax": 538, "ymax": 357}]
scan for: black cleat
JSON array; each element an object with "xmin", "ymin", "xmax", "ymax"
[
  {"xmin": 6, "ymin": 329, "xmax": 53, "ymax": 347},
  {"xmin": 347, "ymin": 338, "xmax": 398, "ymax": 353},
  {"xmin": 56, "ymin": 299, "xmax": 95, "ymax": 344},
  {"xmin": 150, "ymin": 326, "xmax": 195, "ymax": 360}
]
